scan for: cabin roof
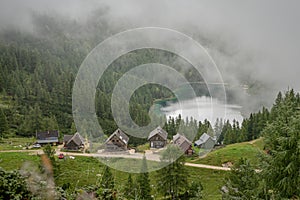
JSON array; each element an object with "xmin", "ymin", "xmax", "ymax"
[
  {"xmin": 106, "ymin": 128, "xmax": 129, "ymax": 144},
  {"xmin": 36, "ymin": 130, "xmax": 59, "ymax": 140},
  {"xmin": 194, "ymin": 133, "xmax": 214, "ymax": 146},
  {"xmin": 173, "ymin": 133, "xmax": 192, "ymax": 151},
  {"xmin": 66, "ymin": 132, "xmax": 85, "ymax": 146},
  {"xmin": 148, "ymin": 126, "xmax": 168, "ymax": 140},
  {"xmin": 63, "ymin": 135, "xmax": 73, "ymax": 143}
]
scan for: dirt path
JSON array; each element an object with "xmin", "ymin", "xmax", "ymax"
[{"xmin": 185, "ymin": 163, "xmax": 231, "ymax": 171}]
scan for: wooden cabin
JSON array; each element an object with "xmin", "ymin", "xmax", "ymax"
[
  {"xmin": 36, "ymin": 130, "xmax": 59, "ymax": 145},
  {"xmin": 105, "ymin": 129, "xmax": 129, "ymax": 151},
  {"xmin": 148, "ymin": 126, "xmax": 168, "ymax": 148},
  {"xmin": 64, "ymin": 132, "xmax": 85, "ymax": 151},
  {"xmin": 172, "ymin": 133, "xmax": 193, "ymax": 155},
  {"xmin": 194, "ymin": 133, "xmax": 216, "ymax": 149}
]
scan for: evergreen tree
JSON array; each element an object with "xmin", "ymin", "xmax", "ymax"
[
  {"xmin": 136, "ymin": 155, "xmax": 152, "ymax": 200},
  {"xmin": 0, "ymin": 109, "xmax": 9, "ymax": 138},
  {"xmin": 214, "ymin": 118, "xmax": 223, "ymax": 141},
  {"xmin": 222, "ymin": 158, "xmax": 264, "ymax": 200},
  {"xmin": 223, "ymin": 121, "xmax": 233, "ymax": 145},
  {"xmin": 42, "ymin": 144, "xmax": 60, "ymax": 178},
  {"xmin": 124, "ymin": 174, "xmax": 136, "ymax": 199},
  {"xmin": 43, "ymin": 144, "xmax": 56, "ymax": 164},
  {"xmin": 157, "ymin": 145, "xmax": 188, "ymax": 199},
  {"xmin": 261, "ymin": 91, "xmax": 300, "ymax": 198},
  {"xmin": 0, "ymin": 168, "xmax": 31, "ymax": 200},
  {"xmin": 70, "ymin": 122, "xmax": 77, "ymax": 133},
  {"xmin": 42, "ymin": 115, "xmax": 59, "ymax": 131},
  {"xmin": 97, "ymin": 166, "xmax": 115, "ymax": 200},
  {"xmin": 188, "ymin": 181, "xmax": 203, "ymax": 200}
]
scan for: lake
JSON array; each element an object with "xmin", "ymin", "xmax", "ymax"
[{"xmin": 160, "ymin": 96, "xmax": 243, "ymax": 124}]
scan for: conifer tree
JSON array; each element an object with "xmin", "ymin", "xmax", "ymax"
[
  {"xmin": 222, "ymin": 158, "xmax": 262, "ymax": 199},
  {"xmin": 124, "ymin": 174, "xmax": 135, "ymax": 199},
  {"xmin": 0, "ymin": 109, "xmax": 9, "ymax": 138},
  {"xmin": 136, "ymin": 155, "xmax": 152, "ymax": 200},
  {"xmin": 157, "ymin": 145, "xmax": 188, "ymax": 199},
  {"xmin": 262, "ymin": 91, "xmax": 300, "ymax": 198},
  {"xmin": 97, "ymin": 166, "xmax": 115, "ymax": 200}
]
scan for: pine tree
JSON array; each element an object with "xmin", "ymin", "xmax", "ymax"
[
  {"xmin": 0, "ymin": 168, "xmax": 31, "ymax": 199},
  {"xmin": 97, "ymin": 166, "xmax": 115, "ymax": 200},
  {"xmin": 42, "ymin": 115, "xmax": 59, "ymax": 131},
  {"xmin": 262, "ymin": 92, "xmax": 300, "ymax": 198},
  {"xmin": 124, "ymin": 174, "xmax": 135, "ymax": 199},
  {"xmin": 157, "ymin": 145, "xmax": 188, "ymax": 199},
  {"xmin": 222, "ymin": 158, "xmax": 263, "ymax": 199},
  {"xmin": 136, "ymin": 155, "xmax": 152, "ymax": 200},
  {"xmin": 189, "ymin": 181, "xmax": 203, "ymax": 200},
  {"xmin": 70, "ymin": 122, "xmax": 77, "ymax": 133},
  {"xmin": 0, "ymin": 109, "xmax": 9, "ymax": 138}
]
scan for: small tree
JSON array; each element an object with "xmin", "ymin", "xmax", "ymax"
[
  {"xmin": 136, "ymin": 155, "xmax": 152, "ymax": 200},
  {"xmin": 97, "ymin": 166, "xmax": 115, "ymax": 200},
  {"xmin": 222, "ymin": 158, "xmax": 262, "ymax": 200},
  {"xmin": 0, "ymin": 108, "xmax": 9, "ymax": 138},
  {"xmin": 0, "ymin": 167, "xmax": 31, "ymax": 200},
  {"xmin": 124, "ymin": 173, "xmax": 136, "ymax": 199},
  {"xmin": 43, "ymin": 144, "xmax": 56, "ymax": 163},
  {"xmin": 157, "ymin": 145, "xmax": 188, "ymax": 199},
  {"xmin": 188, "ymin": 181, "xmax": 203, "ymax": 200},
  {"xmin": 42, "ymin": 144, "xmax": 61, "ymax": 179},
  {"xmin": 262, "ymin": 96, "xmax": 300, "ymax": 199}
]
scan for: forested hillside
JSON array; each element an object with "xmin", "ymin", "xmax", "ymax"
[
  {"xmin": 0, "ymin": 12, "xmax": 294, "ymax": 147},
  {"xmin": 0, "ymin": 13, "xmax": 209, "ymax": 141}
]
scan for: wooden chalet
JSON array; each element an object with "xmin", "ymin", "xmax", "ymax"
[
  {"xmin": 63, "ymin": 132, "xmax": 85, "ymax": 151},
  {"xmin": 148, "ymin": 126, "xmax": 168, "ymax": 148},
  {"xmin": 172, "ymin": 133, "xmax": 193, "ymax": 155},
  {"xmin": 36, "ymin": 130, "xmax": 59, "ymax": 145},
  {"xmin": 105, "ymin": 129, "xmax": 129, "ymax": 151},
  {"xmin": 194, "ymin": 133, "xmax": 216, "ymax": 149}
]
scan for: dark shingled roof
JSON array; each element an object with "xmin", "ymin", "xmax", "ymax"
[
  {"xmin": 106, "ymin": 129, "xmax": 129, "ymax": 144},
  {"xmin": 173, "ymin": 133, "xmax": 192, "ymax": 152},
  {"xmin": 66, "ymin": 132, "xmax": 85, "ymax": 146},
  {"xmin": 63, "ymin": 135, "xmax": 73, "ymax": 143},
  {"xmin": 36, "ymin": 130, "xmax": 59, "ymax": 140},
  {"xmin": 148, "ymin": 126, "xmax": 168, "ymax": 140},
  {"xmin": 36, "ymin": 130, "xmax": 59, "ymax": 143}
]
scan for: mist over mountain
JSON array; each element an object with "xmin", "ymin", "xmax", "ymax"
[{"xmin": 0, "ymin": 0, "xmax": 299, "ymax": 113}]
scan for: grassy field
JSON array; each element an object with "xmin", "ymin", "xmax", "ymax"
[
  {"xmin": 188, "ymin": 138, "xmax": 265, "ymax": 166},
  {"xmin": 0, "ymin": 152, "xmax": 41, "ymax": 170},
  {"xmin": 135, "ymin": 143, "xmax": 150, "ymax": 152},
  {"xmin": 0, "ymin": 137, "xmax": 267, "ymax": 199},
  {"xmin": 0, "ymin": 152, "xmax": 227, "ymax": 199},
  {"xmin": 0, "ymin": 137, "xmax": 35, "ymax": 150}
]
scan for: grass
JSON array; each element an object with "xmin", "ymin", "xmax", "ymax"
[
  {"xmin": 0, "ymin": 137, "xmax": 266, "ymax": 199},
  {"xmin": 0, "ymin": 152, "xmax": 40, "ymax": 170},
  {"xmin": 0, "ymin": 152, "xmax": 227, "ymax": 199},
  {"xmin": 252, "ymin": 137, "xmax": 265, "ymax": 150},
  {"xmin": 0, "ymin": 137, "xmax": 35, "ymax": 150},
  {"xmin": 189, "ymin": 138, "xmax": 265, "ymax": 166},
  {"xmin": 135, "ymin": 143, "xmax": 150, "ymax": 152}
]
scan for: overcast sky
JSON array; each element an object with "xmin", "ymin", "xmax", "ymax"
[{"xmin": 0, "ymin": 0, "xmax": 299, "ymax": 98}]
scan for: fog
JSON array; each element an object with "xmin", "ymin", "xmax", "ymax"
[
  {"xmin": 1, "ymin": 0, "xmax": 299, "ymax": 112},
  {"xmin": 161, "ymin": 96, "xmax": 243, "ymax": 125}
]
